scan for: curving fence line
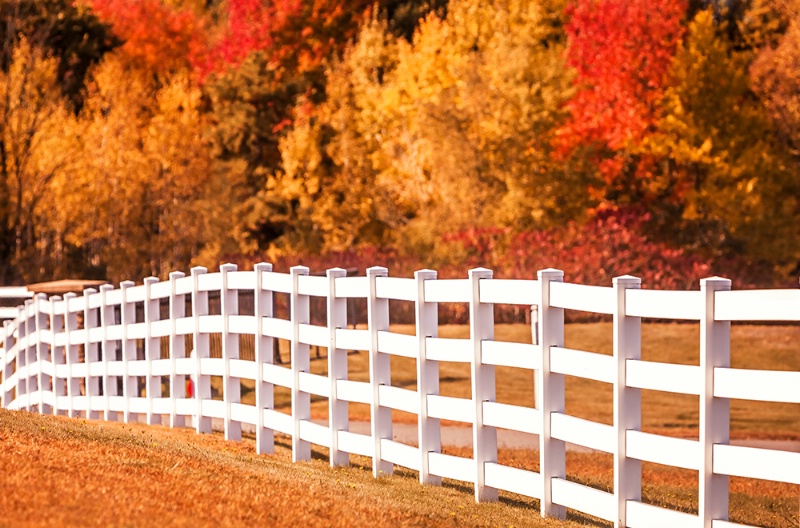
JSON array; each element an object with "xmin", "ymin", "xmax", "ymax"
[{"xmin": 1, "ymin": 264, "xmax": 798, "ymax": 528}]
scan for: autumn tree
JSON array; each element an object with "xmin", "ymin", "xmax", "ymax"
[
  {"xmin": 272, "ymin": 16, "xmax": 402, "ymax": 252},
  {"xmin": 381, "ymin": 0, "xmax": 578, "ymax": 242},
  {"xmin": 272, "ymin": 0, "xmax": 578, "ymax": 260},
  {"xmin": 202, "ymin": 51, "xmax": 305, "ymax": 250},
  {"xmin": 0, "ymin": 38, "xmax": 81, "ymax": 283},
  {"xmin": 558, "ymin": 0, "xmax": 687, "ymax": 199},
  {"xmin": 0, "ymin": 0, "xmax": 119, "ymax": 282},
  {"xmin": 49, "ymin": 54, "xmax": 247, "ymax": 282},
  {"xmin": 198, "ymin": 0, "xmax": 434, "ymax": 78},
  {"xmin": 750, "ymin": 0, "xmax": 800, "ymax": 158},
  {"xmin": 0, "ymin": 0, "xmax": 117, "ymax": 108},
  {"xmin": 639, "ymin": 9, "xmax": 799, "ymax": 268},
  {"xmin": 82, "ymin": 0, "xmax": 204, "ymax": 76}
]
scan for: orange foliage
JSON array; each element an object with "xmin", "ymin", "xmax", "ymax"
[{"xmin": 83, "ymin": 0, "xmax": 205, "ymax": 74}]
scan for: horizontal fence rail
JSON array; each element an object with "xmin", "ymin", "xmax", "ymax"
[{"xmin": 1, "ymin": 265, "xmax": 798, "ymax": 528}]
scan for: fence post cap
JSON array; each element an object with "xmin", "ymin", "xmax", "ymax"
[
  {"xmin": 537, "ymin": 268, "xmax": 564, "ymax": 280},
  {"xmin": 613, "ymin": 275, "xmax": 641, "ymax": 285},
  {"xmin": 366, "ymin": 266, "xmax": 388, "ymax": 276},
  {"xmin": 290, "ymin": 265, "xmax": 310, "ymax": 275},
  {"xmin": 414, "ymin": 269, "xmax": 437, "ymax": 279},
  {"xmin": 253, "ymin": 262, "xmax": 272, "ymax": 272},
  {"xmin": 700, "ymin": 276, "xmax": 731, "ymax": 289},
  {"xmin": 468, "ymin": 267, "xmax": 493, "ymax": 278}
]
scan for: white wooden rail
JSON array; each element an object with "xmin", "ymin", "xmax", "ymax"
[
  {"xmin": 0, "ymin": 286, "xmax": 33, "ymax": 320},
  {"xmin": 1, "ymin": 265, "xmax": 798, "ymax": 528}
]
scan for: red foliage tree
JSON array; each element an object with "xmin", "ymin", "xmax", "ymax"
[
  {"xmin": 557, "ymin": 0, "xmax": 687, "ymax": 184},
  {"xmin": 83, "ymin": 0, "xmax": 205, "ymax": 74},
  {"xmin": 198, "ymin": 0, "xmax": 373, "ymax": 81}
]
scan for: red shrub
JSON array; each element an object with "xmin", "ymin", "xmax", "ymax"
[{"xmin": 229, "ymin": 209, "xmax": 784, "ymax": 323}]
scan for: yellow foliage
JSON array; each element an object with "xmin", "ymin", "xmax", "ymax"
[
  {"xmin": 0, "ymin": 38, "xmax": 81, "ymax": 281},
  {"xmin": 750, "ymin": 0, "xmax": 800, "ymax": 157},
  {"xmin": 643, "ymin": 9, "xmax": 799, "ymax": 264},
  {"xmin": 274, "ymin": 0, "xmax": 579, "ymax": 260},
  {"xmin": 54, "ymin": 55, "xmax": 247, "ymax": 281}
]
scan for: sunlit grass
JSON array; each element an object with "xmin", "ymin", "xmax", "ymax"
[
  {"xmin": 2, "ymin": 409, "xmax": 797, "ymax": 527},
  {"xmin": 0, "ymin": 409, "xmax": 585, "ymax": 527}
]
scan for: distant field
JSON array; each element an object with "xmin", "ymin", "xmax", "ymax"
[
  {"xmin": 224, "ymin": 323, "xmax": 800, "ymax": 438},
  {"xmin": 1, "ymin": 409, "xmax": 797, "ymax": 528}
]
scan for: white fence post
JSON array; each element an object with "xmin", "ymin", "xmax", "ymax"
[
  {"xmin": 2, "ymin": 320, "xmax": 12, "ymax": 408},
  {"xmin": 119, "ymin": 281, "xmax": 138, "ymax": 423},
  {"xmin": 143, "ymin": 277, "xmax": 160, "ymax": 425},
  {"xmin": 191, "ymin": 267, "xmax": 212, "ymax": 434},
  {"xmin": 169, "ymin": 271, "xmax": 186, "ymax": 428},
  {"xmin": 99, "ymin": 285, "xmax": 117, "ymax": 422},
  {"xmin": 367, "ymin": 266, "xmax": 393, "ymax": 477},
  {"xmin": 537, "ymin": 268, "xmax": 566, "ymax": 519},
  {"xmin": 291, "ymin": 265, "xmax": 311, "ymax": 462},
  {"xmin": 613, "ymin": 275, "xmax": 642, "ymax": 528},
  {"xmin": 15, "ymin": 304, "xmax": 26, "ymax": 411},
  {"xmin": 327, "ymin": 267, "xmax": 349, "ymax": 467},
  {"xmin": 84, "ymin": 288, "xmax": 100, "ymax": 420},
  {"xmin": 50, "ymin": 297, "xmax": 65, "ymax": 416},
  {"xmin": 221, "ymin": 263, "xmax": 242, "ymax": 441},
  {"xmin": 31, "ymin": 295, "xmax": 40, "ymax": 413},
  {"xmin": 28, "ymin": 297, "xmax": 39, "ymax": 412},
  {"xmin": 35, "ymin": 293, "xmax": 49, "ymax": 414},
  {"xmin": 469, "ymin": 267, "xmax": 498, "ymax": 502},
  {"xmin": 24, "ymin": 299, "xmax": 34, "ymax": 411},
  {"xmin": 254, "ymin": 262, "xmax": 273, "ymax": 454},
  {"xmin": 63, "ymin": 293, "xmax": 81, "ymax": 418},
  {"xmin": 700, "ymin": 277, "xmax": 731, "ymax": 527},
  {"xmin": 119, "ymin": 281, "xmax": 139, "ymax": 423},
  {"xmin": 415, "ymin": 269, "xmax": 441, "ymax": 486}
]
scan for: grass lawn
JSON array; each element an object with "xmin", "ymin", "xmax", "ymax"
[
  {"xmin": 2, "ymin": 409, "xmax": 797, "ymax": 527},
  {"xmin": 0, "ymin": 409, "xmax": 584, "ymax": 527}
]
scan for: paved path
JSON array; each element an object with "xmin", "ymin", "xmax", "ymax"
[{"xmin": 204, "ymin": 419, "xmax": 800, "ymax": 453}]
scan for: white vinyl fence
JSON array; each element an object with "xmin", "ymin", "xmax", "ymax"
[{"xmin": 1, "ymin": 264, "xmax": 798, "ymax": 528}]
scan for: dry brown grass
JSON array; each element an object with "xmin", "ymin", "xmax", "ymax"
[
  {"xmin": 2, "ymin": 409, "xmax": 797, "ymax": 528},
  {"xmin": 0, "ymin": 409, "xmax": 590, "ymax": 528}
]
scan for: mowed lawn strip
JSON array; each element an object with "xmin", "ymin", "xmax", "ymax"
[
  {"xmin": 232, "ymin": 323, "xmax": 799, "ymax": 438},
  {"xmin": 0, "ymin": 409, "xmax": 585, "ymax": 528}
]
